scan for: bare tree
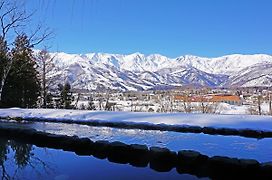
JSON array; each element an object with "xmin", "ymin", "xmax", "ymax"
[
  {"xmin": 74, "ymin": 92, "xmax": 81, "ymax": 109},
  {"xmin": 36, "ymin": 48, "xmax": 55, "ymax": 108},
  {"xmin": 247, "ymin": 105, "xmax": 259, "ymax": 115},
  {"xmin": 269, "ymin": 93, "xmax": 272, "ymax": 115},
  {"xmin": 257, "ymin": 94, "xmax": 262, "ymax": 115},
  {"xmin": 200, "ymin": 96, "xmax": 209, "ymax": 113},
  {"xmin": 247, "ymin": 94, "xmax": 263, "ymax": 115},
  {"xmin": 181, "ymin": 94, "xmax": 192, "ymax": 113}
]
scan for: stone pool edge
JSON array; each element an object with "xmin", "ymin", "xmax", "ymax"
[
  {"xmin": 0, "ymin": 125, "xmax": 271, "ymax": 179},
  {"xmin": 1, "ymin": 116, "xmax": 272, "ymax": 139}
]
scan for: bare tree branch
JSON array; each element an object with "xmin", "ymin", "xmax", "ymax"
[
  {"xmin": 0, "ymin": 0, "xmax": 32, "ymax": 40},
  {"xmin": 29, "ymin": 27, "xmax": 54, "ymax": 47}
]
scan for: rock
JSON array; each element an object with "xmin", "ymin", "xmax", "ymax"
[
  {"xmin": 128, "ymin": 144, "xmax": 149, "ymax": 167},
  {"xmin": 262, "ymin": 131, "xmax": 272, "ymax": 138},
  {"xmin": 176, "ymin": 126, "xmax": 202, "ymax": 133},
  {"xmin": 61, "ymin": 136, "xmax": 81, "ymax": 151},
  {"xmin": 260, "ymin": 162, "xmax": 272, "ymax": 179},
  {"xmin": 149, "ymin": 146, "xmax": 177, "ymax": 172},
  {"xmin": 176, "ymin": 150, "xmax": 208, "ymax": 178},
  {"xmin": 74, "ymin": 138, "xmax": 94, "ymax": 156},
  {"xmin": 92, "ymin": 140, "xmax": 110, "ymax": 159},
  {"xmin": 18, "ymin": 128, "xmax": 37, "ymax": 142},
  {"xmin": 202, "ymin": 127, "xmax": 217, "ymax": 135},
  {"xmin": 30, "ymin": 131, "xmax": 51, "ymax": 146},
  {"xmin": 239, "ymin": 159, "xmax": 260, "ymax": 170},
  {"xmin": 39, "ymin": 134, "xmax": 70, "ymax": 149},
  {"xmin": 239, "ymin": 129, "xmax": 262, "ymax": 138},
  {"xmin": 238, "ymin": 159, "xmax": 260, "ymax": 179},
  {"xmin": 12, "ymin": 117, "xmax": 23, "ymax": 121},
  {"xmin": 209, "ymin": 156, "xmax": 240, "ymax": 167},
  {"xmin": 178, "ymin": 150, "xmax": 208, "ymax": 163},
  {"xmin": 107, "ymin": 141, "xmax": 130, "ymax": 164},
  {"xmin": 189, "ymin": 126, "xmax": 202, "ymax": 133},
  {"xmin": 209, "ymin": 156, "xmax": 241, "ymax": 178},
  {"xmin": 216, "ymin": 128, "xmax": 239, "ymax": 136}
]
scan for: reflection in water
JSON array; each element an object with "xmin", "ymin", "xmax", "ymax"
[
  {"xmin": 10, "ymin": 141, "xmax": 32, "ymax": 168},
  {"xmin": 0, "ymin": 138, "xmax": 53, "ymax": 180},
  {"xmin": 0, "ymin": 138, "xmax": 9, "ymax": 179},
  {"xmin": 0, "ymin": 138, "xmax": 202, "ymax": 180}
]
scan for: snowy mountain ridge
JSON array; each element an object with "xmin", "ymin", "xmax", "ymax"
[{"xmin": 46, "ymin": 52, "xmax": 272, "ymax": 91}]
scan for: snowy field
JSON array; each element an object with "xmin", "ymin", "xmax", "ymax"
[
  {"xmin": 0, "ymin": 108, "xmax": 272, "ymax": 131},
  {"xmin": 78, "ymin": 100, "xmax": 271, "ymax": 115}
]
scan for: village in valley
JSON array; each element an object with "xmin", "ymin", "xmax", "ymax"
[{"xmin": 66, "ymin": 87, "xmax": 272, "ymax": 115}]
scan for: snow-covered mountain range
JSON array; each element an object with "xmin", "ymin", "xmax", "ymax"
[{"xmin": 47, "ymin": 52, "xmax": 272, "ymax": 91}]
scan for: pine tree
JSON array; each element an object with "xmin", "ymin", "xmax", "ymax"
[
  {"xmin": 57, "ymin": 82, "xmax": 73, "ymax": 109},
  {"xmin": 45, "ymin": 92, "xmax": 54, "ymax": 108},
  {"xmin": 1, "ymin": 34, "xmax": 40, "ymax": 108}
]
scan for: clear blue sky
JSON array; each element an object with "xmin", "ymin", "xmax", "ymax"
[{"xmin": 27, "ymin": 0, "xmax": 272, "ymax": 58}]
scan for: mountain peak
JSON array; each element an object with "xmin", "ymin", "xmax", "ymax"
[{"xmin": 43, "ymin": 51, "xmax": 272, "ymax": 91}]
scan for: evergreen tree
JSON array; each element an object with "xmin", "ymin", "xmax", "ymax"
[
  {"xmin": 45, "ymin": 92, "xmax": 54, "ymax": 108},
  {"xmin": 1, "ymin": 34, "xmax": 40, "ymax": 108},
  {"xmin": 87, "ymin": 96, "xmax": 96, "ymax": 110},
  {"xmin": 57, "ymin": 82, "xmax": 73, "ymax": 109}
]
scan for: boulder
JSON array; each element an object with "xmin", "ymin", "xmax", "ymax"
[
  {"xmin": 260, "ymin": 162, "xmax": 272, "ymax": 179},
  {"xmin": 216, "ymin": 128, "xmax": 239, "ymax": 136},
  {"xmin": 239, "ymin": 159, "xmax": 259, "ymax": 169},
  {"xmin": 239, "ymin": 129, "xmax": 262, "ymax": 138},
  {"xmin": 61, "ymin": 136, "xmax": 81, "ymax": 152},
  {"xmin": 128, "ymin": 144, "xmax": 149, "ymax": 167},
  {"xmin": 92, "ymin": 140, "xmax": 110, "ymax": 159},
  {"xmin": 149, "ymin": 146, "xmax": 177, "ymax": 172},
  {"xmin": 176, "ymin": 150, "xmax": 208, "ymax": 178},
  {"xmin": 209, "ymin": 156, "xmax": 241, "ymax": 178},
  {"xmin": 107, "ymin": 141, "xmax": 130, "ymax": 164},
  {"xmin": 74, "ymin": 138, "xmax": 94, "ymax": 156},
  {"xmin": 202, "ymin": 127, "xmax": 217, "ymax": 135},
  {"xmin": 238, "ymin": 159, "xmax": 260, "ymax": 179}
]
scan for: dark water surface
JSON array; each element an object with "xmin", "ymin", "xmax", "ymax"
[
  {"xmin": 1, "ymin": 121, "xmax": 271, "ymax": 162},
  {"xmin": 0, "ymin": 138, "xmax": 204, "ymax": 180}
]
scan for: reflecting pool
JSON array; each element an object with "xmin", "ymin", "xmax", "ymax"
[
  {"xmin": 1, "ymin": 121, "xmax": 271, "ymax": 162},
  {"xmin": 0, "ymin": 137, "xmax": 205, "ymax": 180}
]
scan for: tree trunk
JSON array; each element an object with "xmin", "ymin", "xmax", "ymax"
[
  {"xmin": 0, "ymin": 64, "xmax": 11, "ymax": 104},
  {"xmin": 258, "ymin": 95, "xmax": 262, "ymax": 115},
  {"xmin": 42, "ymin": 60, "xmax": 46, "ymax": 108},
  {"xmin": 269, "ymin": 94, "xmax": 272, "ymax": 115}
]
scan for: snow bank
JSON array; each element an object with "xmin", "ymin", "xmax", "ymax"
[{"xmin": 0, "ymin": 108, "xmax": 272, "ymax": 132}]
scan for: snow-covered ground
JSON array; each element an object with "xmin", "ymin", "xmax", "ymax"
[
  {"xmin": 77, "ymin": 100, "xmax": 271, "ymax": 115},
  {"xmin": 0, "ymin": 108, "xmax": 272, "ymax": 131}
]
